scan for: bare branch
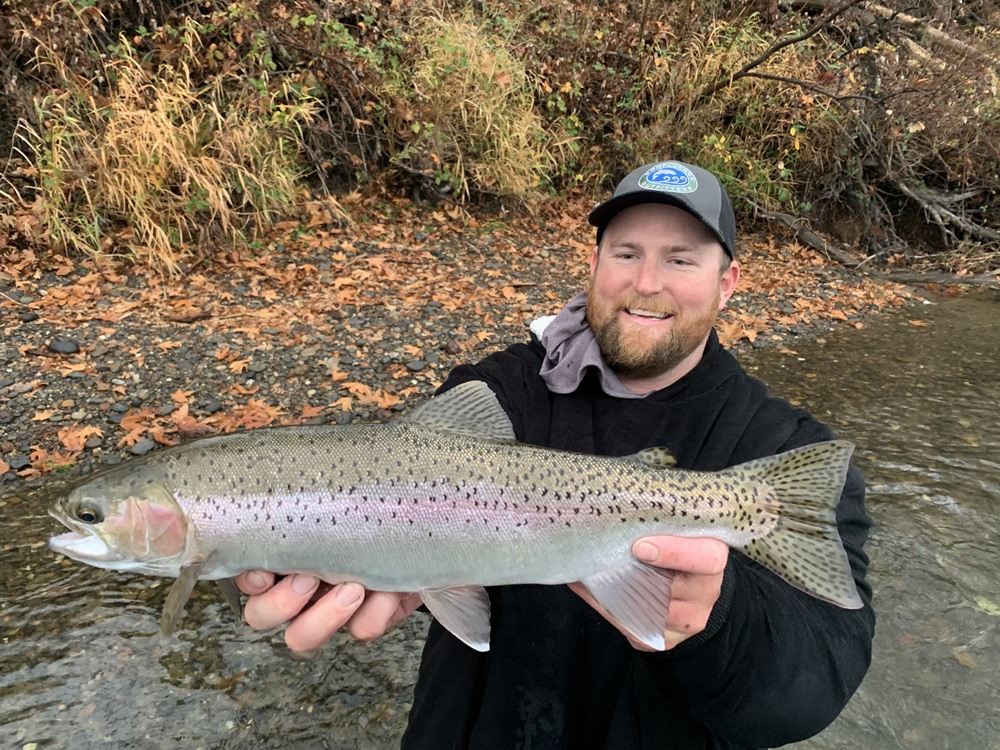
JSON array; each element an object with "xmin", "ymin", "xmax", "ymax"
[
  {"xmin": 737, "ymin": 71, "xmax": 876, "ymax": 102},
  {"xmin": 700, "ymin": 0, "xmax": 864, "ymax": 99}
]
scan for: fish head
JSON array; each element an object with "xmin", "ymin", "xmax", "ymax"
[{"xmin": 48, "ymin": 469, "xmax": 191, "ymax": 575}]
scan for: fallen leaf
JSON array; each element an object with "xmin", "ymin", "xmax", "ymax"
[
  {"xmin": 953, "ymin": 650, "xmax": 977, "ymax": 669},
  {"xmin": 908, "ymin": 320, "xmax": 930, "ymax": 327}
]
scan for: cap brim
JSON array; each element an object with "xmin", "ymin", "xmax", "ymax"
[{"xmin": 588, "ymin": 193, "xmax": 731, "ymax": 257}]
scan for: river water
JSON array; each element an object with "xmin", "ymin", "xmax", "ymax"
[{"xmin": 1, "ymin": 289, "xmax": 998, "ymax": 749}]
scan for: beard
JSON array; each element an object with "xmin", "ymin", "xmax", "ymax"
[{"xmin": 585, "ymin": 280, "xmax": 720, "ymax": 381}]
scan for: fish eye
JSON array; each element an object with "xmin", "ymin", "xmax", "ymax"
[{"xmin": 74, "ymin": 501, "xmax": 104, "ymax": 524}]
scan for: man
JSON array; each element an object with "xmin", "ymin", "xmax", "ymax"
[{"xmin": 237, "ymin": 160, "xmax": 875, "ymax": 748}]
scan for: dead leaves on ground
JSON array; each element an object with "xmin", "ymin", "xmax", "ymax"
[{"xmin": 2, "ymin": 193, "xmax": 912, "ymax": 479}]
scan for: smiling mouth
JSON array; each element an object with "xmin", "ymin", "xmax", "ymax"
[{"xmin": 625, "ymin": 307, "xmax": 672, "ymax": 320}]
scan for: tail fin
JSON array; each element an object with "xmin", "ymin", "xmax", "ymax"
[{"xmin": 734, "ymin": 440, "xmax": 864, "ymax": 609}]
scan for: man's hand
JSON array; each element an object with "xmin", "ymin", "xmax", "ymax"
[
  {"xmin": 236, "ymin": 572, "xmax": 422, "ymax": 653},
  {"xmin": 570, "ymin": 536, "xmax": 728, "ymax": 651}
]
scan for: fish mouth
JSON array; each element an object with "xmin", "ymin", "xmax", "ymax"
[{"xmin": 48, "ymin": 530, "xmax": 121, "ymax": 563}]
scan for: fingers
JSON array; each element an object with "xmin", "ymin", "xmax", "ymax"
[
  {"xmin": 235, "ymin": 570, "xmax": 275, "ymax": 596},
  {"xmin": 632, "ymin": 536, "xmax": 729, "ymax": 578},
  {"xmin": 243, "ymin": 573, "xmax": 325, "ymax": 631},
  {"xmin": 240, "ymin": 572, "xmax": 420, "ymax": 653},
  {"xmin": 282, "ymin": 581, "xmax": 365, "ymax": 652},
  {"xmin": 346, "ymin": 591, "xmax": 422, "ymax": 642},
  {"xmin": 635, "ymin": 537, "xmax": 726, "ymax": 648},
  {"xmin": 572, "ymin": 536, "xmax": 730, "ymax": 651}
]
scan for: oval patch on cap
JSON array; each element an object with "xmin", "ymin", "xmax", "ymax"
[{"xmin": 638, "ymin": 162, "xmax": 698, "ymax": 194}]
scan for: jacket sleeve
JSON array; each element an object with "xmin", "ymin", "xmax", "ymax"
[{"xmin": 640, "ymin": 416, "xmax": 875, "ymax": 746}]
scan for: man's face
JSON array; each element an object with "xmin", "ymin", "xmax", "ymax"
[{"xmin": 586, "ymin": 203, "xmax": 739, "ymax": 383}]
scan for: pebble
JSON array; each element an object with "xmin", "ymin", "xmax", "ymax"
[
  {"xmin": 48, "ymin": 340, "xmax": 80, "ymax": 354},
  {"xmin": 8, "ymin": 455, "xmax": 31, "ymax": 470},
  {"xmin": 19, "ymin": 312, "xmax": 39, "ymax": 323},
  {"xmin": 405, "ymin": 360, "xmax": 427, "ymax": 372},
  {"xmin": 202, "ymin": 401, "xmax": 224, "ymax": 414},
  {"xmin": 129, "ymin": 439, "xmax": 156, "ymax": 456}
]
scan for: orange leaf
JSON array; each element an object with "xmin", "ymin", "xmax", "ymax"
[
  {"xmin": 374, "ymin": 389, "xmax": 403, "ymax": 410},
  {"xmin": 58, "ymin": 425, "xmax": 104, "ymax": 452},
  {"xmin": 0, "ymin": 460, "xmax": 9, "ymax": 474},
  {"xmin": 299, "ymin": 405, "xmax": 325, "ymax": 419},
  {"xmin": 229, "ymin": 359, "xmax": 249, "ymax": 374},
  {"xmin": 342, "ymin": 381, "xmax": 374, "ymax": 399},
  {"xmin": 330, "ymin": 396, "xmax": 353, "ymax": 411},
  {"xmin": 32, "ymin": 410, "xmax": 55, "ymax": 422},
  {"xmin": 908, "ymin": 320, "xmax": 930, "ymax": 327}
]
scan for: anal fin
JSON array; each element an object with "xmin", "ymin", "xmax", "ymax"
[
  {"xmin": 215, "ymin": 577, "xmax": 243, "ymax": 621},
  {"xmin": 420, "ymin": 586, "xmax": 492, "ymax": 652},
  {"xmin": 580, "ymin": 561, "xmax": 675, "ymax": 651}
]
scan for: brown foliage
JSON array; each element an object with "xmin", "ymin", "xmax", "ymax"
[{"xmin": 0, "ymin": 0, "xmax": 997, "ymax": 273}]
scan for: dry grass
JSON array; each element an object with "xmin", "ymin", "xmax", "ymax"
[
  {"xmin": 24, "ymin": 28, "xmax": 315, "ymax": 275},
  {"xmin": 635, "ymin": 15, "xmax": 827, "ymax": 207},
  {"xmin": 383, "ymin": 1, "xmax": 566, "ymax": 201}
]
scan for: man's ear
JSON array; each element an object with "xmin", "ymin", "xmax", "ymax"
[
  {"xmin": 589, "ymin": 245, "xmax": 600, "ymax": 276},
  {"xmin": 718, "ymin": 260, "xmax": 741, "ymax": 310}
]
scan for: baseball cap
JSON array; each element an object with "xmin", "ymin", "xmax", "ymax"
[{"xmin": 587, "ymin": 160, "xmax": 736, "ymax": 259}]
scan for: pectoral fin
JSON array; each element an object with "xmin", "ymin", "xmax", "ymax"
[
  {"xmin": 161, "ymin": 558, "xmax": 211, "ymax": 636},
  {"xmin": 420, "ymin": 586, "xmax": 492, "ymax": 652},
  {"xmin": 580, "ymin": 561, "xmax": 675, "ymax": 651}
]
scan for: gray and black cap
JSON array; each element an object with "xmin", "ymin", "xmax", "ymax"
[{"xmin": 588, "ymin": 160, "xmax": 736, "ymax": 259}]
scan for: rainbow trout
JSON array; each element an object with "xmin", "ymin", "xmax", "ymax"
[{"xmin": 48, "ymin": 381, "xmax": 863, "ymax": 651}]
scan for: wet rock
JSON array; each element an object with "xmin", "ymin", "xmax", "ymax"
[
  {"xmin": 202, "ymin": 400, "xmax": 224, "ymax": 414},
  {"xmin": 129, "ymin": 439, "xmax": 156, "ymax": 456},
  {"xmin": 405, "ymin": 360, "xmax": 427, "ymax": 372},
  {"xmin": 8, "ymin": 455, "xmax": 31, "ymax": 471},
  {"xmin": 19, "ymin": 312, "xmax": 39, "ymax": 323},
  {"xmin": 48, "ymin": 339, "xmax": 80, "ymax": 354}
]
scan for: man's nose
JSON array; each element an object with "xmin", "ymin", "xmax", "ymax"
[{"xmin": 632, "ymin": 259, "xmax": 663, "ymax": 296}]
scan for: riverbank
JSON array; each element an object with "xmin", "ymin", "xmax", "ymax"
[{"xmin": 0, "ymin": 195, "xmax": 915, "ymax": 485}]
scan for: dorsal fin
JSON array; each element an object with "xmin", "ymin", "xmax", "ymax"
[{"xmin": 406, "ymin": 381, "xmax": 516, "ymax": 441}]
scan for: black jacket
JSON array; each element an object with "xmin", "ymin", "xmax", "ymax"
[{"xmin": 401, "ymin": 332, "xmax": 874, "ymax": 750}]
